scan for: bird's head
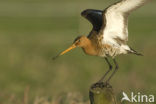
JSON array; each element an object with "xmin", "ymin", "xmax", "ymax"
[
  {"xmin": 53, "ymin": 36, "xmax": 89, "ymax": 60},
  {"xmin": 73, "ymin": 36, "xmax": 89, "ymax": 47}
]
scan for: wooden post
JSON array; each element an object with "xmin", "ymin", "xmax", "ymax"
[{"xmin": 89, "ymin": 82, "xmax": 117, "ymax": 104}]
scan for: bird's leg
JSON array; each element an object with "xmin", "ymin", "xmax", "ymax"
[
  {"xmin": 106, "ymin": 59, "xmax": 119, "ymax": 82},
  {"xmin": 98, "ymin": 57, "xmax": 113, "ymax": 83},
  {"xmin": 91, "ymin": 58, "xmax": 113, "ymax": 88}
]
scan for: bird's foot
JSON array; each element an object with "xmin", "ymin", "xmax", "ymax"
[{"xmin": 91, "ymin": 81, "xmax": 112, "ymax": 89}]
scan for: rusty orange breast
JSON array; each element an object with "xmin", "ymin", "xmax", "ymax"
[{"xmin": 81, "ymin": 40, "xmax": 100, "ymax": 56}]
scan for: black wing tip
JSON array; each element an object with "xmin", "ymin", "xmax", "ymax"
[
  {"xmin": 81, "ymin": 9, "xmax": 103, "ymax": 32},
  {"xmin": 81, "ymin": 9, "xmax": 91, "ymax": 17},
  {"xmin": 81, "ymin": 9, "xmax": 103, "ymax": 17}
]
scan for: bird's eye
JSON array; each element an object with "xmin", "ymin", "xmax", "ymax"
[{"xmin": 76, "ymin": 40, "xmax": 80, "ymax": 43}]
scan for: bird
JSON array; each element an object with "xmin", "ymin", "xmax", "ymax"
[{"xmin": 53, "ymin": 0, "xmax": 150, "ymax": 84}]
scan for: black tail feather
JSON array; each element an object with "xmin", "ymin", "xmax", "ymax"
[{"xmin": 128, "ymin": 47, "xmax": 143, "ymax": 56}]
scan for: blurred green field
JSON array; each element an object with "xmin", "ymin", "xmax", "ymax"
[{"xmin": 0, "ymin": 0, "xmax": 156, "ymax": 103}]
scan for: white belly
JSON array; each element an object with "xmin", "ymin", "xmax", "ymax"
[{"xmin": 98, "ymin": 44, "xmax": 130, "ymax": 57}]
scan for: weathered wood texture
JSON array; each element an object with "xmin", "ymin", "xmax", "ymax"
[{"xmin": 89, "ymin": 83, "xmax": 117, "ymax": 104}]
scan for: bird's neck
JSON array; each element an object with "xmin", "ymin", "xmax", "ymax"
[{"xmin": 82, "ymin": 39, "xmax": 98, "ymax": 56}]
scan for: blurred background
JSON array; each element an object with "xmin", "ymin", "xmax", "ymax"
[{"xmin": 0, "ymin": 0, "xmax": 155, "ymax": 103}]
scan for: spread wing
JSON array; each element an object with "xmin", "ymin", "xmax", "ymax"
[
  {"xmin": 81, "ymin": 9, "xmax": 103, "ymax": 32},
  {"xmin": 102, "ymin": 0, "xmax": 150, "ymax": 45}
]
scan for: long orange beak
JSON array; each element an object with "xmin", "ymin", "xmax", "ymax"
[{"xmin": 53, "ymin": 44, "xmax": 76, "ymax": 60}]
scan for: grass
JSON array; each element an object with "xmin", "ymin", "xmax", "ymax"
[
  {"xmin": 1, "ymin": 86, "xmax": 89, "ymax": 104},
  {"xmin": 0, "ymin": 0, "xmax": 156, "ymax": 103}
]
